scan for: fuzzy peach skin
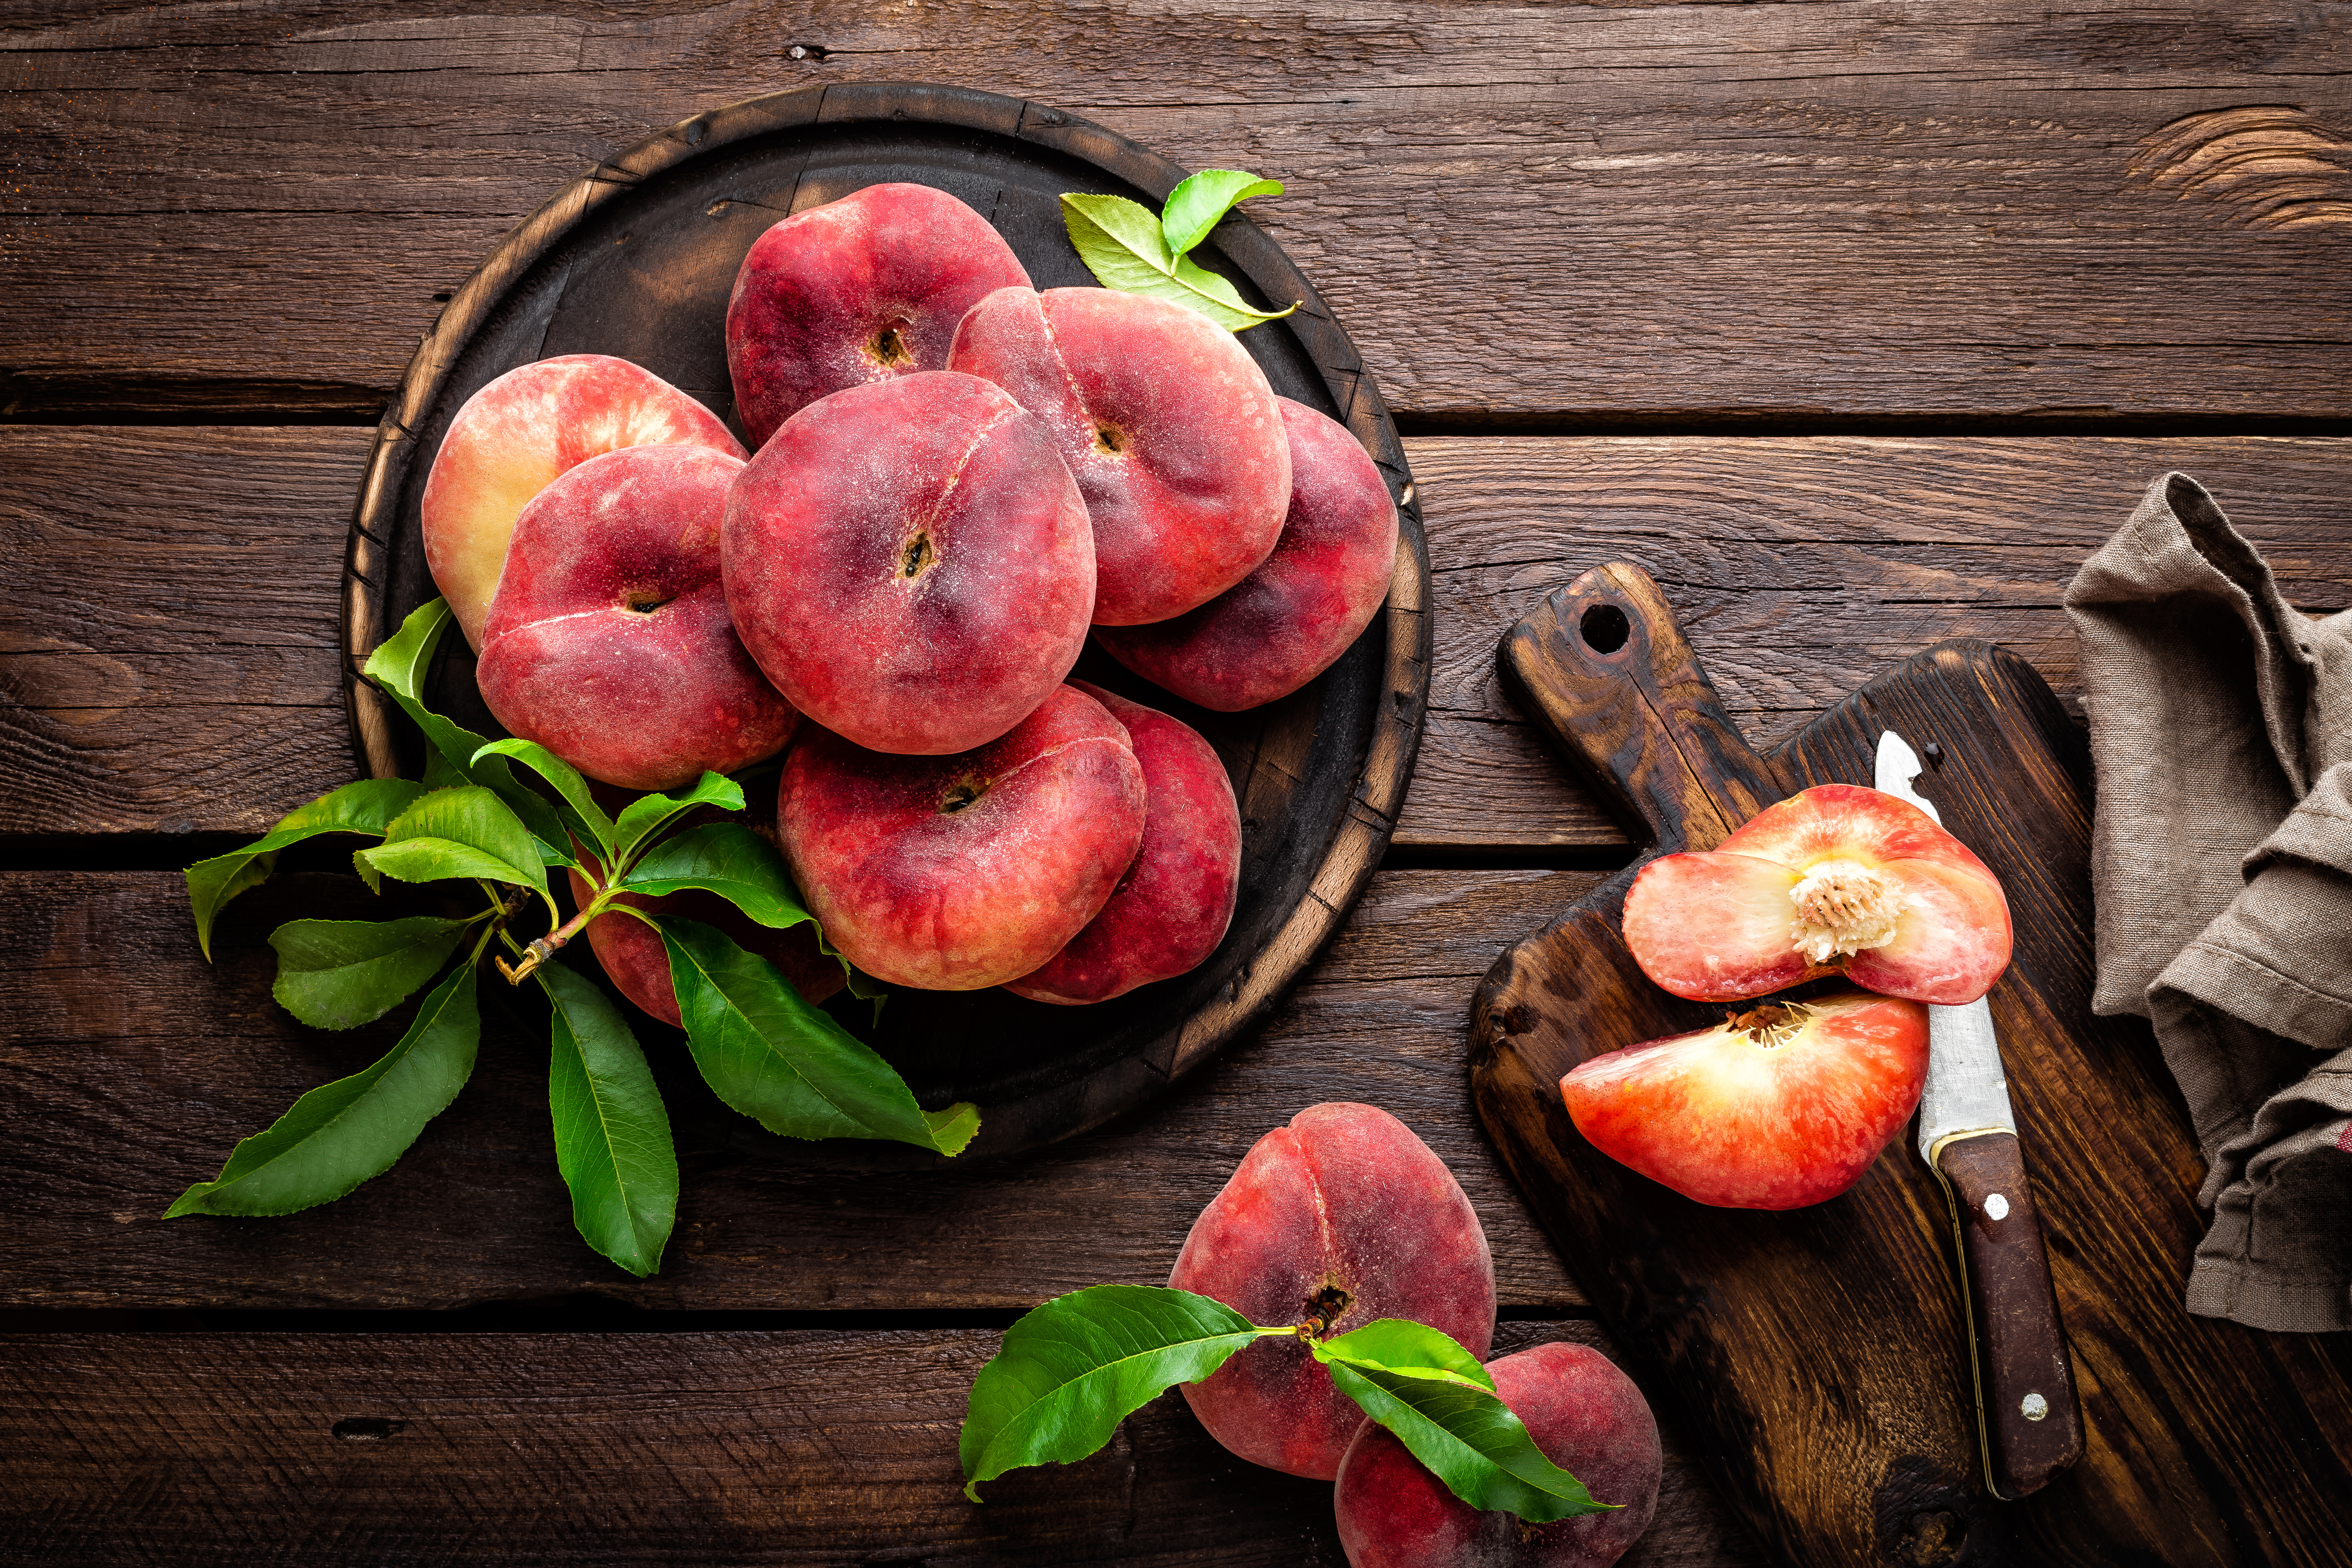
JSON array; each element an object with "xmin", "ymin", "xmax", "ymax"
[
  {"xmin": 726, "ymin": 182, "xmax": 1031, "ymax": 449},
  {"xmin": 1004, "ymin": 682, "xmax": 1239, "ymax": 1004},
  {"xmin": 475, "ymin": 444, "xmax": 800, "ymax": 791},
  {"xmin": 1621, "ymin": 783, "xmax": 2014, "ymax": 1005},
  {"xmin": 723, "ymin": 371, "xmax": 1096, "ymax": 756},
  {"xmin": 421, "ymin": 354, "xmax": 745, "ymax": 649},
  {"xmin": 1095, "ymin": 396, "xmax": 1397, "ymax": 710},
  {"xmin": 1334, "ymin": 1342, "xmax": 1663, "ymax": 1568},
  {"xmin": 947, "ymin": 285, "xmax": 1290, "ymax": 626},
  {"xmin": 775, "ymin": 684, "xmax": 1146, "ymax": 990},
  {"xmin": 1167, "ymin": 1102, "xmax": 1496, "ymax": 1481},
  {"xmin": 564, "ymin": 852, "xmax": 844, "ymax": 1028}
]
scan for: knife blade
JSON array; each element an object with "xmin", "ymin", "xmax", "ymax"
[{"xmin": 1874, "ymin": 728, "xmax": 2083, "ymax": 1501}]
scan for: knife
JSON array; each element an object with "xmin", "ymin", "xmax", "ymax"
[{"xmin": 1874, "ymin": 728, "xmax": 2084, "ymax": 1501}]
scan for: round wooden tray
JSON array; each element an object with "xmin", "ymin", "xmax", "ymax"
[{"xmin": 343, "ymin": 82, "xmax": 1431, "ymax": 1164}]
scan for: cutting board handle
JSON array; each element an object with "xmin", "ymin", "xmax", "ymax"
[{"xmin": 1496, "ymin": 561, "xmax": 1784, "ymax": 852}]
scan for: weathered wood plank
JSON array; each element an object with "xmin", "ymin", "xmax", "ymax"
[
  {"xmin": 0, "ymin": 1318, "xmax": 1765, "ymax": 1567},
  {"xmin": 0, "ymin": 866, "xmax": 1599, "ymax": 1310},
  {"xmin": 6, "ymin": 428, "xmax": 2347, "ymax": 848},
  {"xmin": 4, "ymin": 2, "xmax": 2350, "ymax": 423}
]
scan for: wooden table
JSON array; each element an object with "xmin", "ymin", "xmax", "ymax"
[{"xmin": 6, "ymin": 5, "xmax": 2350, "ymax": 1563}]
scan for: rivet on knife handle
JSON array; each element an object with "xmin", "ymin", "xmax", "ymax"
[{"xmin": 1929, "ymin": 1128, "xmax": 2084, "ymax": 1498}]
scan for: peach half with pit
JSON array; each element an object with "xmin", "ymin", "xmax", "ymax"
[
  {"xmin": 1167, "ymin": 1102, "xmax": 1496, "ymax": 1480},
  {"xmin": 1334, "ymin": 1341, "xmax": 1662, "ymax": 1568},
  {"xmin": 726, "ymin": 181, "xmax": 1032, "ymax": 450},
  {"xmin": 1095, "ymin": 395, "xmax": 1397, "ymax": 711},
  {"xmin": 1004, "ymin": 682, "xmax": 1240, "ymax": 1006},
  {"xmin": 723, "ymin": 371, "xmax": 1096, "ymax": 757},
  {"xmin": 775, "ymin": 684, "xmax": 1146, "ymax": 991},
  {"xmin": 1559, "ymin": 990, "xmax": 1930, "ymax": 1210},
  {"xmin": 475, "ymin": 443, "xmax": 800, "ymax": 792},
  {"xmin": 1621, "ymin": 783, "xmax": 2013, "ymax": 1006},
  {"xmin": 421, "ymin": 353, "xmax": 745, "ymax": 649},
  {"xmin": 948, "ymin": 285, "xmax": 1291, "ymax": 626}
]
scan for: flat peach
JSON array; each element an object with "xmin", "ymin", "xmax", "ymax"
[
  {"xmin": 565, "ymin": 849, "xmax": 843, "ymax": 1028},
  {"xmin": 421, "ymin": 353, "xmax": 744, "ymax": 649}
]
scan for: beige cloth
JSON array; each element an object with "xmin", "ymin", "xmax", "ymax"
[{"xmin": 2064, "ymin": 472, "xmax": 2352, "ymax": 1333}]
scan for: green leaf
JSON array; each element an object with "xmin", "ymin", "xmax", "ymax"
[
  {"xmin": 164, "ymin": 963, "xmax": 480, "ymax": 1218},
  {"xmin": 610, "ymin": 772, "xmax": 747, "ymax": 868},
  {"xmin": 1308, "ymin": 1320, "xmax": 1615, "ymax": 1524},
  {"xmin": 1161, "ymin": 169, "xmax": 1283, "ymax": 257},
  {"xmin": 541, "ymin": 959, "xmax": 678, "ymax": 1278},
  {"xmin": 473, "ymin": 738, "xmax": 616, "ymax": 863},
  {"xmin": 354, "ymin": 785, "xmax": 548, "ymax": 901},
  {"xmin": 960, "ymin": 1285, "xmax": 1280, "ymax": 1502},
  {"xmin": 269, "ymin": 916, "xmax": 472, "ymax": 1029},
  {"xmin": 621, "ymin": 823, "xmax": 811, "ymax": 928},
  {"xmin": 185, "ymin": 778, "xmax": 428, "ymax": 960},
  {"xmin": 658, "ymin": 917, "xmax": 975, "ymax": 1156},
  {"xmin": 360, "ymin": 597, "xmax": 570, "ymax": 855},
  {"xmin": 1060, "ymin": 193, "xmax": 1297, "ymax": 332}
]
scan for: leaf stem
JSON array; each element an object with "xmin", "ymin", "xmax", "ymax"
[{"xmin": 496, "ymin": 899, "xmax": 600, "ymax": 986}]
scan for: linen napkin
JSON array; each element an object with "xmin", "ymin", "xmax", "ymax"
[{"xmin": 2063, "ymin": 472, "xmax": 2352, "ymax": 1333}]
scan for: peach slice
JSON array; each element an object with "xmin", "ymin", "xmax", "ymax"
[
  {"xmin": 726, "ymin": 182, "xmax": 1032, "ymax": 449},
  {"xmin": 775, "ymin": 684, "xmax": 1146, "ymax": 991},
  {"xmin": 1004, "ymin": 683, "xmax": 1240, "ymax": 1005},
  {"xmin": 476, "ymin": 443, "xmax": 800, "ymax": 791},
  {"xmin": 1560, "ymin": 991, "xmax": 1929, "ymax": 1210},
  {"xmin": 947, "ymin": 285, "xmax": 1291, "ymax": 626},
  {"xmin": 1167, "ymin": 1102, "xmax": 1496, "ymax": 1481},
  {"xmin": 421, "ymin": 353, "xmax": 745, "ymax": 649},
  {"xmin": 1334, "ymin": 1341, "xmax": 1662, "ymax": 1568},
  {"xmin": 1620, "ymin": 783, "xmax": 2012, "ymax": 1005},
  {"xmin": 1094, "ymin": 395, "xmax": 1397, "ymax": 710},
  {"xmin": 722, "ymin": 371, "xmax": 1096, "ymax": 757}
]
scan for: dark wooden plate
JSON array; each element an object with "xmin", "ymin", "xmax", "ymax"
[{"xmin": 341, "ymin": 82, "xmax": 1431, "ymax": 1165}]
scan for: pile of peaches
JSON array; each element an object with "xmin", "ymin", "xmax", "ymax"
[{"xmin": 417, "ymin": 182, "xmax": 1397, "ymax": 1017}]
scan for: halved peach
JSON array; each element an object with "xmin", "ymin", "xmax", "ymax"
[
  {"xmin": 1560, "ymin": 991, "xmax": 1929, "ymax": 1210},
  {"xmin": 1620, "ymin": 784, "xmax": 2012, "ymax": 1005}
]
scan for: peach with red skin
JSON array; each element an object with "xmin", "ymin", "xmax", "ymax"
[
  {"xmin": 1096, "ymin": 397, "xmax": 1398, "ymax": 711},
  {"xmin": 1167, "ymin": 1102, "xmax": 1496, "ymax": 1480},
  {"xmin": 476, "ymin": 443, "xmax": 800, "ymax": 792},
  {"xmin": 1560, "ymin": 990, "xmax": 1929, "ymax": 1209},
  {"xmin": 726, "ymin": 182, "xmax": 1032, "ymax": 449},
  {"xmin": 1334, "ymin": 1341, "xmax": 1662, "ymax": 1568},
  {"xmin": 948, "ymin": 285, "xmax": 1290, "ymax": 626},
  {"xmin": 564, "ymin": 851, "xmax": 844, "ymax": 1028},
  {"xmin": 1622, "ymin": 783, "xmax": 2013, "ymax": 1005},
  {"xmin": 1005, "ymin": 683, "xmax": 1240, "ymax": 1006},
  {"xmin": 422, "ymin": 353, "xmax": 744, "ymax": 649},
  {"xmin": 723, "ymin": 371, "xmax": 1095, "ymax": 757},
  {"xmin": 777, "ymin": 684, "xmax": 1146, "ymax": 990}
]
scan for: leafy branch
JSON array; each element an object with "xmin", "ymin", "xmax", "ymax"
[
  {"xmin": 1061, "ymin": 168, "xmax": 1297, "ymax": 331},
  {"xmin": 172, "ymin": 597, "xmax": 979, "ymax": 1275}
]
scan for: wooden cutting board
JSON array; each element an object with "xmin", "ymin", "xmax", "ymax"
[{"xmin": 1469, "ymin": 563, "xmax": 2352, "ymax": 1568}]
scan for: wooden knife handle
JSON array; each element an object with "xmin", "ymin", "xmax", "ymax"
[
  {"xmin": 1494, "ymin": 561, "xmax": 1781, "ymax": 852},
  {"xmin": 1931, "ymin": 1130, "xmax": 2085, "ymax": 1499}
]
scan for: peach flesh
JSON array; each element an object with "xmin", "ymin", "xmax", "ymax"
[
  {"xmin": 775, "ymin": 684, "xmax": 1146, "ymax": 991},
  {"xmin": 1004, "ymin": 683, "xmax": 1240, "ymax": 1005},
  {"xmin": 722, "ymin": 371, "xmax": 1096, "ymax": 756},
  {"xmin": 948, "ymin": 286, "xmax": 1290, "ymax": 626},
  {"xmin": 1622, "ymin": 783, "xmax": 2013, "ymax": 1005},
  {"xmin": 564, "ymin": 853, "xmax": 844, "ymax": 1029},
  {"xmin": 1095, "ymin": 396, "xmax": 1398, "ymax": 711},
  {"xmin": 726, "ymin": 182, "xmax": 1032, "ymax": 449},
  {"xmin": 1167, "ymin": 1102, "xmax": 1496, "ymax": 1480},
  {"xmin": 475, "ymin": 444, "xmax": 800, "ymax": 792},
  {"xmin": 1333, "ymin": 1342, "xmax": 1663, "ymax": 1568},
  {"xmin": 421, "ymin": 353, "xmax": 744, "ymax": 650}
]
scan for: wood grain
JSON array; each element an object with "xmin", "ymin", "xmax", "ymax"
[
  {"xmin": 0, "ymin": 1318, "xmax": 1765, "ymax": 1567},
  {"xmin": 1469, "ymin": 625, "xmax": 2352, "ymax": 1565},
  {"xmin": 0, "ymin": 865, "xmax": 1598, "ymax": 1311},
  {"xmin": 4, "ymin": 1, "xmax": 2351, "ymax": 424},
  {"xmin": 7, "ymin": 429, "xmax": 2349, "ymax": 848}
]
